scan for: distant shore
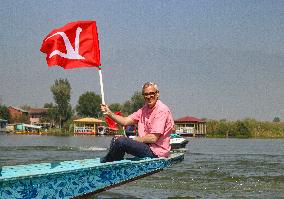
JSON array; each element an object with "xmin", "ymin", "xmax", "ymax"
[{"xmin": 206, "ymin": 118, "xmax": 284, "ymax": 139}]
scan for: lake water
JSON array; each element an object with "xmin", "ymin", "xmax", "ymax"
[{"xmin": 0, "ymin": 134, "xmax": 283, "ymax": 199}]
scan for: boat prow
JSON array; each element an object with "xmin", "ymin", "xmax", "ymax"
[{"xmin": 0, "ymin": 153, "xmax": 184, "ymax": 199}]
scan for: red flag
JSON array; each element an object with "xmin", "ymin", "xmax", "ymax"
[
  {"xmin": 105, "ymin": 112, "xmax": 122, "ymax": 130},
  {"xmin": 40, "ymin": 21, "xmax": 101, "ymax": 69}
]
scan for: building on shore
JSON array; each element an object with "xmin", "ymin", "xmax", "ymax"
[
  {"xmin": 174, "ymin": 116, "xmax": 206, "ymax": 137},
  {"xmin": 8, "ymin": 106, "xmax": 51, "ymax": 129},
  {"xmin": 73, "ymin": 117, "xmax": 103, "ymax": 135},
  {"xmin": 28, "ymin": 108, "xmax": 49, "ymax": 124},
  {"xmin": 8, "ymin": 106, "xmax": 29, "ymax": 122}
]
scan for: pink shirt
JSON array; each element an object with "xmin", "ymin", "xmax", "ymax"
[{"xmin": 129, "ymin": 100, "xmax": 174, "ymax": 158}]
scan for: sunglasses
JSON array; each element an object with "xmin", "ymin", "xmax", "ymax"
[{"xmin": 142, "ymin": 91, "xmax": 158, "ymax": 97}]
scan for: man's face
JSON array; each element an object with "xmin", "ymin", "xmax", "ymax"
[{"xmin": 143, "ymin": 85, "xmax": 159, "ymax": 109}]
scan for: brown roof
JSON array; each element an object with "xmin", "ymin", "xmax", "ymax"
[
  {"xmin": 28, "ymin": 108, "xmax": 49, "ymax": 114},
  {"xmin": 175, "ymin": 116, "xmax": 205, "ymax": 123},
  {"xmin": 8, "ymin": 106, "xmax": 28, "ymax": 113}
]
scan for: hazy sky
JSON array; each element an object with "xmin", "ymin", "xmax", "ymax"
[{"xmin": 0, "ymin": 0, "xmax": 283, "ymax": 121}]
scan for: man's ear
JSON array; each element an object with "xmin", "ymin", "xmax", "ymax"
[{"xmin": 156, "ymin": 91, "xmax": 160, "ymax": 99}]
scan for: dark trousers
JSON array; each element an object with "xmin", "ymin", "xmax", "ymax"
[{"xmin": 101, "ymin": 136, "xmax": 158, "ymax": 162}]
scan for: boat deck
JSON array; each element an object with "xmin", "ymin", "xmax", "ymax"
[{"xmin": 0, "ymin": 153, "xmax": 184, "ymax": 198}]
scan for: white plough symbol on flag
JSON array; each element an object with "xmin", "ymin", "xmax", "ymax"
[{"xmin": 45, "ymin": 27, "xmax": 85, "ymax": 60}]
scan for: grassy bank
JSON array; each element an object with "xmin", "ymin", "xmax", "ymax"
[
  {"xmin": 206, "ymin": 119, "xmax": 284, "ymax": 138},
  {"xmin": 47, "ymin": 128, "xmax": 72, "ymax": 136}
]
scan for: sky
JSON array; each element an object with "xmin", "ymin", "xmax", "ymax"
[{"xmin": 0, "ymin": 0, "xmax": 283, "ymax": 121}]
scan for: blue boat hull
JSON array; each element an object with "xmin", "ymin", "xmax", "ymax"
[{"xmin": 0, "ymin": 153, "xmax": 184, "ymax": 199}]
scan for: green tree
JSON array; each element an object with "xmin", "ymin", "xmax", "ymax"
[
  {"xmin": 130, "ymin": 91, "xmax": 144, "ymax": 112},
  {"xmin": 109, "ymin": 103, "xmax": 123, "ymax": 112},
  {"xmin": 76, "ymin": 91, "xmax": 101, "ymax": 117},
  {"xmin": 50, "ymin": 79, "xmax": 72, "ymax": 128},
  {"xmin": 121, "ymin": 91, "xmax": 144, "ymax": 115},
  {"xmin": 122, "ymin": 100, "xmax": 132, "ymax": 115},
  {"xmin": 0, "ymin": 105, "xmax": 10, "ymax": 121},
  {"xmin": 43, "ymin": 102, "xmax": 58, "ymax": 126},
  {"xmin": 273, "ymin": 117, "xmax": 280, "ymax": 122},
  {"xmin": 235, "ymin": 120, "xmax": 253, "ymax": 138}
]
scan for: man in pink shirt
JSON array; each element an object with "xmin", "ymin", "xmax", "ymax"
[{"xmin": 100, "ymin": 82, "xmax": 174, "ymax": 163}]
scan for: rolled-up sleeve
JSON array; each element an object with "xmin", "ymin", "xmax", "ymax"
[{"xmin": 129, "ymin": 109, "xmax": 142, "ymax": 123}]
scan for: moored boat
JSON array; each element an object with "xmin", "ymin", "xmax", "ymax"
[
  {"xmin": 0, "ymin": 152, "xmax": 184, "ymax": 199},
  {"xmin": 0, "ymin": 119, "xmax": 8, "ymax": 133},
  {"xmin": 14, "ymin": 123, "xmax": 45, "ymax": 135},
  {"xmin": 170, "ymin": 134, "xmax": 189, "ymax": 149}
]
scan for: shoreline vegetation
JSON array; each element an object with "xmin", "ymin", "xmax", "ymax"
[
  {"xmin": 2, "ymin": 119, "xmax": 284, "ymax": 139},
  {"xmin": 38, "ymin": 118, "xmax": 284, "ymax": 139},
  {"xmin": 206, "ymin": 118, "xmax": 284, "ymax": 139}
]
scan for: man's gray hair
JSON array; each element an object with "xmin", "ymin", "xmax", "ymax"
[{"xmin": 142, "ymin": 82, "xmax": 159, "ymax": 93}]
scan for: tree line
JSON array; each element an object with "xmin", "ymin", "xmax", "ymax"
[
  {"xmin": 0, "ymin": 78, "xmax": 144, "ymax": 133},
  {"xmin": 0, "ymin": 78, "xmax": 282, "ymax": 137}
]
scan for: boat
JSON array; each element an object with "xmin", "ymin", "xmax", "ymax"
[
  {"xmin": 14, "ymin": 123, "xmax": 45, "ymax": 135},
  {"xmin": 97, "ymin": 125, "xmax": 107, "ymax": 135},
  {"xmin": 0, "ymin": 119, "xmax": 8, "ymax": 133},
  {"xmin": 0, "ymin": 152, "xmax": 184, "ymax": 199},
  {"xmin": 170, "ymin": 134, "xmax": 189, "ymax": 149}
]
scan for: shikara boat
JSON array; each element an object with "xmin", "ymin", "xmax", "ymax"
[
  {"xmin": 0, "ymin": 152, "xmax": 184, "ymax": 199},
  {"xmin": 14, "ymin": 123, "xmax": 45, "ymax": 135}
]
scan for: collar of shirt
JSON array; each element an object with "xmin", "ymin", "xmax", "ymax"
[{"xmin": 144, "ymin": 100, "xmax": 160, "ymax": 114}]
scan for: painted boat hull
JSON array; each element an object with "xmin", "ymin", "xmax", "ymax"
[{"xmin": 0, "ymin": 153, "xmax": 184, "ymax": 199}]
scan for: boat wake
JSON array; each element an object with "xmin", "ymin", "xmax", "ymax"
[
  {"xmin": 0, "ymin": 145, "xmax": 107, "ymax": 152},
  {"xmin": 78, "ymin": 146, "xmax": 107, "ymax": 151}
]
